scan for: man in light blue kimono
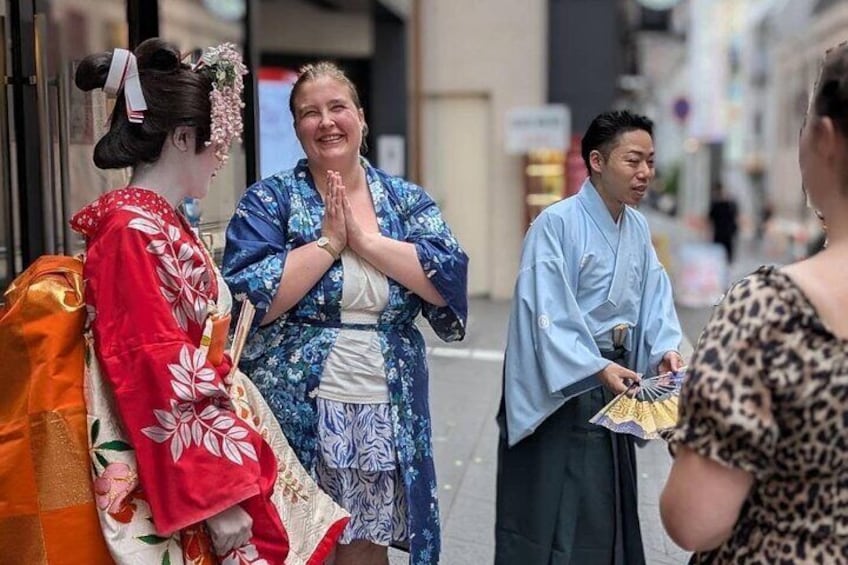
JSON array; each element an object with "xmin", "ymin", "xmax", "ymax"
[{"xmin": 495, "ymin": 110, "xmax": 684, "ymax": 565}]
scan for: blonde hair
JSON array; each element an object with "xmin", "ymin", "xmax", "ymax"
[{"xmin": 289, "ymin": 61, "xmax": 368, "ymax": 154}]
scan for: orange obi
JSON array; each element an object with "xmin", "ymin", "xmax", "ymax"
[{"xmin": 0, "ymin": 256, "xmax": 112, "ymax": 564}]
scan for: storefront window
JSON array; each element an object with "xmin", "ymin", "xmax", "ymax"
[
  {"xmin": 49, "ymin": 0, "xmax": 130, "ymax": 255},
  {"xmin": 258, "ymin": 66, "xmax": 305, "ymax": 177},
  {"xmin": 523, "ymin": 149, "xmax": 566, "ymax": 227},
  {"xmin": 160, "ymin": 0, "xmax": 245, "ymax": 253},
  {"xmin": 0, "ymin": 0, "xmax": 262, "ymax": 283},
  {"xmin": 0, "ymin": 1, "xmax": 12, "ymax": 287}
]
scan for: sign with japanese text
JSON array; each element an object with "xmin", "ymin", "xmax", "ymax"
[{"xmin": 505, "ymin": 105, "xmax": 570, "ymax": 154}]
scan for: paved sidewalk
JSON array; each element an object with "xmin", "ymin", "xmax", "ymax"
[{"xmin": 389, "ymin": 299, "xmax": 507, "ymax": 565}]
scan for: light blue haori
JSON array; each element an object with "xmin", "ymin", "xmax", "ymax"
[{"xmin": 503, "ymin": 179, "xmax": 683, "ymax": 446}]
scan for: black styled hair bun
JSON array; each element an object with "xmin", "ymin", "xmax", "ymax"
[
  {"xmin": 73, "ymin": 38, "xmax": 183, "ymax": 94},
  {"xmin": 135, "ymin": 38, "xmax": 183, "ymax": 73},
  {"xmin": 74, "ymin": 52, "xmax": 112, "ymax": 92},
  {"xmin": 77, "ymin": 37, "xmax": 213, "ymax": 171}
]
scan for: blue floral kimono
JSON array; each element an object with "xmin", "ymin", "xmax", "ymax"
[{"xmin": 222, "ymin": 159, "xmax": 468, "ymax": 564}]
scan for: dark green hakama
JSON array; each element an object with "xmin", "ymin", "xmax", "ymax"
[{"xmin": 495, "ymin": 385, "xmax": 645, "ymax": 565}]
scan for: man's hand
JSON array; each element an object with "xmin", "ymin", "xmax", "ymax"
[
  {"xmin": 596, "ymin": 362, "xmax": 640, "ymax": 395},
  {"xmin": 658, "ymin": 351, "xmax": 684, "ymax": 375}
]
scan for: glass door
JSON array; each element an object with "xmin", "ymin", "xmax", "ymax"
[
  {"xmin": 41, "ymin": 0, "xmax": 130, "ymax": 256},
  {"xmin": 160, "ymin": 0, "xmax": 245, "ymax": 259},
  {"xmin": 2, "ymin": 0, "xmax": 249, "ymax": 285},
  {"xmin": 0, "ymin": 0, "xmax": 129, "ymax": 293},
  {"xmin": 0, "ymin": 2, "xmax": 15, "ymax": 289}
]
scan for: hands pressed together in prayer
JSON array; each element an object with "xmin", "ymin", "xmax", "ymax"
[
  {"xmin": 318, "ymin": 169, "xmax": 450, "ymax": 308},
  {"xmin": 320, "ymin": 170, "xmax": 347, "ymax": 252},
  {"xmin": 320, "ymin": 169, "xmax": 372, "ymax": 256}
]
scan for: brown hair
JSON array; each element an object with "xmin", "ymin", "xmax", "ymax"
[
  {"xmin": 812, "ymin": 42, "xmax": 848, "ymax": 137},
  {"xmin": 74, "ymin": 38, "xmax": 213, "ymax": 169},
  {"xmin": 288, "ymin": 61, "xmax": 368, "ymax": 154}
]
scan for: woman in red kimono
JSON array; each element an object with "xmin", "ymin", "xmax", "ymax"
[{"xmin": 69, "ymin": 38, "xmax": 289, "ymax": 564}]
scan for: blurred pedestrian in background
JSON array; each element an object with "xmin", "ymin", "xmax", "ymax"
[
  {"xmin": 757, "ymin": 199, "xmax": 773, "ymax": 243},
  {"xmin": 708, "ymin": 181, "xmax": 739, "ymax": 263}
]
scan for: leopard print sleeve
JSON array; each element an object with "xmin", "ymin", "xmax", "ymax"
[{"xmin": 671, "ymin": 270, "xmax": 780, "ymax": 478}]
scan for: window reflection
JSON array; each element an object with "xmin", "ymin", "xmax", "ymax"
[
  {"xmin": 0, "ymin": 1, "xmax": 249, "ymax": 291},
  {"xmin": 0, "ymin": 1, "xmax": 10, "ymax": 288},
  {"xmin": 161, "ymin": 0, "xmax": 246, "ymax": 255},
  {"xmin": 50, "ymin": 0, "xmax": 130, "ymax": 255}
]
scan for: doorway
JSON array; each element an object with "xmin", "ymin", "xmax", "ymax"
[
  {"xmin": 0, "ymin": 0, "xmax": 130, "ymax": 291},
  {"xmin": 422, "ymin": 93, "xmax": 491, "ymax": 296}
]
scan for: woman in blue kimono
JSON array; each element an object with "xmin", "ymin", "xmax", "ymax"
[{"xmin": 222, "ymin": 62, "xmax": 468, "ymax": 565}]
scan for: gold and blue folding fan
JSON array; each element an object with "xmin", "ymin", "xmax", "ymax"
[{"xmin": 589, "ymin": 367, "xmax": 688, "ymax": 440}]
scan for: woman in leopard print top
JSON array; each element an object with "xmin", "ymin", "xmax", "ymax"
[{"xmin": 660, "ymin": 42, "xmax": 848, "ymax": 564}]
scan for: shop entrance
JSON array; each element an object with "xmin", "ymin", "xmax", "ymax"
[
  {"xmin": 0, "ymin": 0, "xmax": 130, "ymax": 290},
  {"xmin": 0, "ymin": 0, "xmax": 249, "ymax": 290}
]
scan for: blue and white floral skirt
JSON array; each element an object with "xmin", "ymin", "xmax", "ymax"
[{"xmin": 315, "ymin": 398, "xmax": 409, "ymax": 546}]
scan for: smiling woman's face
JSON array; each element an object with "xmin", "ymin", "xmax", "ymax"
[{"xmin": 292, "ymin": 76, "xmax": 365, "ymax": 168}]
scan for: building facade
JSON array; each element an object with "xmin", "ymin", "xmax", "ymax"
[
  {"xmin": 0, "ymin": 0, "xmax": 248, "ymax": 291},
  {"xmin": 2, "ymin": 0, "xmax": 649, "ymax": 302},
  {"xmin": 418, "ymin": 0, "xmax": 547, "ymax": 298}
]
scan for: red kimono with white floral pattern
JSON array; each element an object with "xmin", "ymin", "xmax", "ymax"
[{"xmin": 71, "ymin": 187, "xmax": 288, "ymax": 563}]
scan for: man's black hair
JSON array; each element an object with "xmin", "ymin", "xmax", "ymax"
[{"xmin": 581, "ymin": 110, "xmax": 654, "ymax": 172}]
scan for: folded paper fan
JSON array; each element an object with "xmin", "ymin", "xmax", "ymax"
[{"xmin": 589, "ymin": 367, "xmax": 688, "ymax": 440}]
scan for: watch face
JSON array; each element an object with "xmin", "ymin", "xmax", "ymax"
[
  {"xmin": 636, "ymin": 0, "xmax": 681, "ymax": 10},
  {"xmin": 317, "ymin": 236, "xmax": 329, "ymax": 246}
]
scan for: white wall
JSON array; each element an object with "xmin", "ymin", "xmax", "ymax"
[
  {"xmin": 423, "ymin": 95, "xmax": 491, "ymax": 296},
  {"xmin": 420, "ymin": 0, "xmax": 547, "ymax": 299}
]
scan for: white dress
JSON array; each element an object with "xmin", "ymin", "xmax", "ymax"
[
  {"xmin": 313, "ymin": 250, "xmax": 409, "ymax": 546},
  {"xmin": 316, "ymin": 249, "xmax": 389, "ymax": 403}
]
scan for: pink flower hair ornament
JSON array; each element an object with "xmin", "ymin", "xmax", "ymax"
[{"xmin": 192, "ymin": 42, "xmax": 249, "ymax": 165}]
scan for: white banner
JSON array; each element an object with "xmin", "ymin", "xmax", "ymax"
[{"xmin": 505, "ymin": 105, "xmax": 570, "ymax": 154}]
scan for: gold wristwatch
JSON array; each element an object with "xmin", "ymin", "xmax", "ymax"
[{"xmin": 316, "ymin": 236, "xmax": 341, "ymax": 260}]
